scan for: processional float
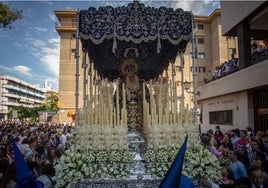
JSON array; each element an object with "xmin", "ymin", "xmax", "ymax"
[{"xmin": 57, "ymin": 1, "xmax": 200, "ymax": 187}]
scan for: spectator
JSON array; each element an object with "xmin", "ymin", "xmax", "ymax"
[
  {"xmin": 209, "ymin": 138, "xmax": 224, "ymax": 158},
  {"xmin": 228, "ymin": 150, "xmax": 248, "ymax": 181},
  {"xmin": 0, "ymin": 145, "xmax": 9, "ymax": 185},
  {"xmin": 235, "ymin": 130, "xmax": 249, "ymax": 149},
  {"xmin": 237, "ymin": 145, "xmax": 250, "ymax": 171},
  {"xmin": 247, "ymin": 139, "xmax": 262, "ymax": 166},
  {"xmin": 215, "ymin": 130, "xmax": 224, "ymax": 143},
  {"xmin": 25, "ymin": 137, "xmax": 38, "ymax": 160},
  {"xmin": 45, "ymin": 148, "xmax": 59, "ymax": 166},
  {"xmin": 227, "ymin": 54, "xmax": 238, "ymax": 73},
  {"xmin": 260, "ymin": 38, "xmax": 268, "ymax": 58},
  {"xmin": 60, "ymin": 128, "xmax": 68, "ymax": 149},
  {"xmin": 235, "ymin": 165, "xmax": 268, "ymax": 188},
  {"xmin": 259, "ymin": 133, "xmax": 268, "ymax": 160},
  {"xmin": 47, "ymin": 132, "xmax": 59, "ymax": 149},
  {"xmin": 250, "ymin": 151, "xmax": 268, "ymax": 183},
  {"xmin": 219, "ymin": 166, "xmax": 234, "ymax": 186},
  {"xmin": 230, "ymin": 129, "xmax": 240, "ymax": 149},
  {"xmin": 222, "ymin": 134, "xmax": 234, "ymax": 150},
  {"xmin": 0, "ymin": 162, "xmax": 17, "ymax": 188},
  {"xmin": 219, "ymin": 146, "xmax": 232, "ymax": 167},
  {"xmin": 18, "ymin": 137, "xmax": 30, "ymax": 156},
  {"xmin": 251, "ymin": 43, "xmax": 261, "ymax": 62}
]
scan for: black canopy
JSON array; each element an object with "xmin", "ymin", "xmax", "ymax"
[{"xmin": 79, "ymin": 1, "xmax": 192, "ymax": 81}]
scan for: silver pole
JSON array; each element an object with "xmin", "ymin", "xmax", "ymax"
[
  {"xmin": 180, "ymin": 53, "xmax": 185, "ymax": 109},
  {"xmin": 82, "ymin": 50, "xmax": 87, "ymax": 109},
  {"xmin": 171, "ymin": 60, "xmax": 177, "ymax": 122},
  {"xmin": 75, "ymin": 9, "xmax": 80, "ymax": 127},
  {"xmin": 191, "ymin": 12, "xmax": 198, "ymax": 128}
]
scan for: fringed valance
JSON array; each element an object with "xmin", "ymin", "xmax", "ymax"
[{"xmin": 79, "ymin": 1, "xmax": 192, "ymax": 81}]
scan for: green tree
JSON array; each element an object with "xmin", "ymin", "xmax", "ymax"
[
  {"xmin": 45, "ymin": 91, "xmax": 59, "ymax": 111},
  {"xmin": 0, "ymin": 2, "xmax": 22, "ymax": 29},
  {"xmin": 7, "ymin": 92, "xmax": 59, "ymax": 122},
  {"xmin": 8, "ymin": 106, "xmax": 30, "ymax": 120}
]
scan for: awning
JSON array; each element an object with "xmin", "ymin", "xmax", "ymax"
[
  {"xmin": 79, "ymin": 1, "xmax": 192, "ymax": 81},
  {"xmin": 67, "ymin": 110, "xmax": 75, "ymax": 117}
]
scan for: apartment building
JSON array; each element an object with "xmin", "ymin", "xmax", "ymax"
[
  {"xmin": 172, "ymin": 9, "xmax": 237, "ymax": 110},
  {"xmin": 54, "ymin": 6, "xmax": 237, "ymax": 124},
  {"xmin": 199, "ymin": 1, "xmax": 268, "ymax": 133},
  {"xmin": 0, "ymin": 74, "xmax": 46, "ymax": 120}
]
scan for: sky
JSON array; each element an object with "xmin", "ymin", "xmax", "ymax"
[{"xmin": 0, "ymin": 0, "xmax": 220, "ymax": 91}]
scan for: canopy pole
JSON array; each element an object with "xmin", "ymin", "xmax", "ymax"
[
  {"xmin": 75, "ymin": 9, "xmax": 80, "ymax": 128},
  {"xmin": 82, "ymin": 49, "xmax": 87, "ymax": 109},
  {"xmin": 191, "ymin": 12, "xmax": 198, "ymax": 129},
  {"xmin": 179, "ymin": 53, "xmax": 185, "ymax": 110}
]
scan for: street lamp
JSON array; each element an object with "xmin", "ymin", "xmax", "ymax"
[
  {"xmin": 184, "ymin": 81, "xmax": 191, "ymax": 91},
  {"xmin": 183, "ymin": 81, "xmax": 200, "ymax": 95}
]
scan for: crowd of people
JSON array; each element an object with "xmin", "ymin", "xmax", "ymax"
[
  {"xmin": 251, "ymin": 39, "xmax": 268, "ymax": 63},
  {"xmin": 201, "ymin": 126, "xmax": 268, "ymax": 188},
  {"xmin": 0, "ymin": 120, "xmax": 73, "ymax": 187},
  {"xmin": 0, "ymin": 120, "xmax": 268, "ymax": 188},
  {"xmin": 204, "ymin": 54, "xmax": 239, "ymax": 84},
  {"xmin": 205, "ymin": 38, "xmax": 268, "ymax": 84}
]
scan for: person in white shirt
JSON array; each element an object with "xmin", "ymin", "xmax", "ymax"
[{"xmin": 59, "ymin": 128, "xmax": 68, "ymax": 149}]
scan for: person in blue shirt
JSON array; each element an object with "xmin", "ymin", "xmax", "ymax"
[{"xmin": 228, "ymin": 150, "xmax": 248, "ymax": 181}]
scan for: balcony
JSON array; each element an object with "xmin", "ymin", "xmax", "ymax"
[{"xmin": 199, "ymin": 58, "xmax": 268, "ymax": 100}]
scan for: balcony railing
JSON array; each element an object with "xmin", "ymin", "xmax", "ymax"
[{"xmin": 55, "ymin": 21, "xmax": 76, "ymax": 28}]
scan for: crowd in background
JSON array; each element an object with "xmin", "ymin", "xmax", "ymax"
[
  {"xmin": 0, "ymin": 120, "xmax": 73, "ymax": 187},
  {"xmin": 251, "ymin": 39, "xmax": 268, "ymax": 63},
  {"xmin": 201, "ymin": 126, "xmax": 268, "ymax": 188},
  {"xmin": 204, "ymin": 54, "xmax": 239, "ymax": 84},
  {"xmin": 0, "ymin": 120, "xmax": 268, "ymax": 188},
  {"xmin": 205, "ymin": 38, "xmax": 268, "ymax": 84}
]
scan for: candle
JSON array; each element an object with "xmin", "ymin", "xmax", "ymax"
[
  {"xmin": 122, "ymin": 83, "xmax": 126, "ymax": 126},
  {"xmin": 116, "ymin": 84, "xmax": 119, "ymax": 126}
]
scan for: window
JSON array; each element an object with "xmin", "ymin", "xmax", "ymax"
[
  {"xmin": 198, "ymin": 53, "xmax": 205, "ymax": 59},
  {"xmin": 175, "ymin": 66, "xmax": 182, "ymax": 72},
  {"xmin": 197, "ymin": 24, "xmax": 204, "ymax": 30},
  {"xmin": 197, "ymin": 38, "xmax": 205, "ymax": 44},
  {"xmin": 199, "ymin": 67, "xmax": 206, "ymax": 73},
  {"xmin": 209, "ymin": 110, "xmax": 233, "ymax": 125}
]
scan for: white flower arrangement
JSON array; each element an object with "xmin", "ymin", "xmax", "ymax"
[
  {"xmin": 155, "ymin": 149, "xmax": 169, "ymax": 162},
  {"xmin": 55, "ymin": 149, "xmax": 93, "ymax": 188},
  {"xmin": 110, "ymin": 150, "xmax": 122, "ymax": 163},
  {"xmin": 146, "ymin": 162, "xmax": 169, "ymax": 177},
  {"xmin": 144, "ymin": 144, "xmax": 221, "ymax": 181},
  {"xmin": 55, "ymin": 149, "xmax": 134, "ymax": 188},
  {"xmin": 122, "ymin": 151, "xmax": 134, "ymax": 163},
  {"xmin": 144, "ymin": 149, "xmax": 170, "ymax": 177},
  {"xmin": 95, "ymin": 150, "xmax": 109, "ymax": 163},
  {"xmin": 183, "ymin": 143, "xmax": 222, "ymax": 182},
  {"xmin": 144, "ymin": 149, "xmax": 156, "ymax": 162}
]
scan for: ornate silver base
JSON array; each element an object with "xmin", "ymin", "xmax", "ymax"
[{"xmin": 75, "ymin": 178, "xmax": 162, "ymax": 188}]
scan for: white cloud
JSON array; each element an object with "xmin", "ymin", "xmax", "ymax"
[
  {"xmin": 40, "ymin": 39, "xmax": 60, "ymax": 77},
  {"xmin": 13, "ymin": 42, "xmax": 23, "ymax": 48},
  {"xmin": 0, "ymin": 65, "xmax": 12, "ymax": 71},
  {"xmin": 171, "ymin": 0, "xmax": 220, "ymax": 15},
  {"xmin": 24, "ymin": 36, "xmax": 60, "ymax": 77},
  {"xmin": 49, "ymin": 13, "xmax": 57, "ymax": 23},
  {"xmin": 12, "ymin": 65, "xmax": 32, "ymax": 77},
  {"xmin": 34, "ymin": 27, "xmax": 48, "ymax": 33}
]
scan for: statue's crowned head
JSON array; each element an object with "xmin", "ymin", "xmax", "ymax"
[{"xmin": 121, "ymin": 48, "xmax": 139, "ymax": 76}]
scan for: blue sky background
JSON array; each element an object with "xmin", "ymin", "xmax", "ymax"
[{"xmin": 0, "ymin": 0, "xmax": 220, "ymax": 91}]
